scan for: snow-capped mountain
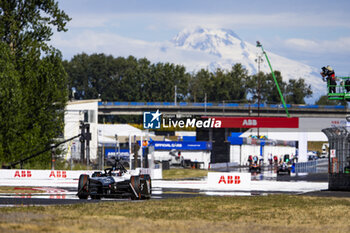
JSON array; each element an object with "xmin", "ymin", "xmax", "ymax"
[{"xmin": 168, "ymin": 27, "xmax": 323, "ymax": 102}]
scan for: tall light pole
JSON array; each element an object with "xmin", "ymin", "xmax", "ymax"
[
  {"xmin": 255, "ymin": 53, "xmax": 264, "ymax": 117},
  {"xmin": 255, "ymin": 53, "xmax": 263, "ymax": 138},
  {"xmin": 174, "ymin": 85, "xmax": 177, "ymax": 105},
  {"xmin": 204, "ymin": 93, "xmax": 207, "ymax": 113}
]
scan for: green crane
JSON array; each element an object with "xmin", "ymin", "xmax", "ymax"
[{"xmin": 256, "ymin": 41, "xmax": 290, "ymax": 117}]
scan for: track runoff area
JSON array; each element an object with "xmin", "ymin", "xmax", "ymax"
[{"xmin": 1, "ymin": 116, "xmax": 347, "ymax": 206}]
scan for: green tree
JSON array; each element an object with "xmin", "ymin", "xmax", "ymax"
[
  {"xmin": 189, "ymin": 64, "xmax": 249, "ymax": 103},
  {"xmin": 248, "ymin": 71, "xmax": 286, "ymax": 104},
  {"xmin": 19, "ymin": 48, "xmax": 68, "ymax": 167},
  {"xmin": 225, "ymin": 64, "xmax": 249, "ymax": 102},
  {"xmin": 0, "ymin": 43, "xmax": 23, "ymax": 163},
  {"xmin": 285, "ymin": 79, "xmax": 312, "ymax": 104},
  {"xmin": 64, "ymin": 53, "xmax": 120, "ymax": 100},
  {"xmin": 116, "ymin": 56, "xmax": 143, "ymax": 101},
  {"xmin": 248, "ymin": 71, "xmax": 264, "ymax": 104},
  {"xmin": 65, "ymin": 55, "xmax": 190, "ymax": 102},
  {"xmin": 189, "ymin": 69, "xmax": 213, "ymax": 102},
  {"xmin": 249, "ymin": 72, "xmax": 313, "ymax": 104},
  {"xmin": 0, "ymin": 1, "xmax": 70, "ymax": 167},
  {"xmin": 0, "ymin": 0, "xmax": 70, "ymax": 56},
  {"xmin": 263, "ymin": 71, "xmax": 287, "ymax": 103},
  {"xmin": 144, "ymin": 62, "xmax": 189, "ymax": 102}
]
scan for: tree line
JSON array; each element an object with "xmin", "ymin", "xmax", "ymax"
[{"xmin": 64, "ymin": 53, "xmax": 316, "ymax": 105}]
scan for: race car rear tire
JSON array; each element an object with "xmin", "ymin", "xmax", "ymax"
[
  {"xmin": 78, "ymin": 174, "xmax": 89, "ymax": 199},
  {"xmin": 90, "ymin": 186, "xmax": 101, "ymax": 200},
  {"xmin": 90, "ymin": 192, "xmax": 101, "ymax": 200},
  {"xmin": 130, "ymin": 176, "xmax": 141, "ymax": 200}
]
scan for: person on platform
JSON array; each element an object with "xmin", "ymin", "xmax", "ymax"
[{"xmin": 320, "ymin": 66, "xmax": 336, "ymax": 93}]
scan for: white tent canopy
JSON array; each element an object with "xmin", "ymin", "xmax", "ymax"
[
  {"xmin": 240, "ymin": 128, "xmax": 328, "ymax": 141},
  {"xmin": 98, "ymin": 135, "xmax": 117, "ymax": 144},
  {"xmin": 98, "ymin": 124, "xmax": 158, "ymax": 144},
  {"xmin": 98, "ymin": 124, "xmax": 155, "ymax": 137}
]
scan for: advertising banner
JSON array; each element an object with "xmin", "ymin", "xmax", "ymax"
[
  {"xmin": 207, "ymin": 172, "xmax": 251, "ymax": 190},
  {"xmin": 0, "ymin": 168, "xmax": 161, "ymax": 187},
  {"xmin": 104, "ymin": 148, "xmax": 130, "ymax": 159},
  {"xmin": 208, "ymin": 117, "xmax": 299, "ymax": 128},
  {"xmin": 151, "ymin": 141, "xmax": 212, "ymax": 151},
  {"xmin": 0, "ymin": 169, "xmax": 95, "ymax": 180}
]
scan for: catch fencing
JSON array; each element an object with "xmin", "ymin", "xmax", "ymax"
[
  {"xmin": 322, "ymin": 126, "xmax": 350, "ymax": 190},
  {"xmin": 295, "ymin": 158, "xmax": 328, "ymax": 174}
]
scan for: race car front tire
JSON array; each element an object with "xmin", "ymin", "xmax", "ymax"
[
  {"xmin": 130, "ymin": 176, "xmax": 141, "ymax": 200},
  {"xmin": 77, "ymin": 174, "xmax": 89, "ymax": 199}
]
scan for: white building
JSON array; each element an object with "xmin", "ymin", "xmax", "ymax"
[{"xmin": 63, "ymin": 99, "xmax": 99, "ymax": 161}]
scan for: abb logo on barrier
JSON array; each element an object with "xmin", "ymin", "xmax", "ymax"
[
  {"xmin": 49, "ymin": 171, "xmax": 67, "ymax": 178},
  {"xmin": 13, "ymin": 170, "xmax": 67, "ymax": 178},
  {"xmin": 14, "ymin": 170, "xmax": 32, "ymax": 178},
  {"xmin": 218, "ymin": 175, "xmax": 241, "ymax": 184}
]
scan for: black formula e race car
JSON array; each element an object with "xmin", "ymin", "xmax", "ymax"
[
  {"xmin": 249, "ymin": 163, "xmax": 261, "ymax": 173},
  {"xmin": 277, "ymin": 164, "xmax": 291, "ymax": 176},
  {"xmin": 77, "ymin": 161, "xmax": 151, "ymax": 200}
]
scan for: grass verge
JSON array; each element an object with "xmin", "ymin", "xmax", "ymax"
[
  {"xmin": 162, "ymin": 168, "xmax": 209, "ymax": 179},
  {"xmin": 0, "ymin": 195, "xmax": 349, "ymax": 233},
  {"xmin": 0, "ymin": 187, "xmax": 45, "ymax": 194}
]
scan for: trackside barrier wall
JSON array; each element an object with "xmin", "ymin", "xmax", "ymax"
[
  {"xmin": 0, "ymin": 170, "xmax": 95, "ymax": 187},
  {"xmin": 0, "ymin": 169, "xmax": 95, "ymax": 179},
  {"xmin": 0, "ymin": 168, "xmax": 162, "ymax": 187}
]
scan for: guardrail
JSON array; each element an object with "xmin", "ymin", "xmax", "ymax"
[
  {"xmin": 99, "ymin": 102, "xmax": 346, "ymax": 110},
  {"xmin": 209, "ymin": 162, "xmax": 239, "ymax": 170},
  {"xmin": 295, "ymin": 158, "xmax": 328, "ymax": 173}
]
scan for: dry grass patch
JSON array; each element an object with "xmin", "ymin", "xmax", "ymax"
[
  {"xmin": 162, "ymin": 168, "xmax": 209, "ymax": 179},
  {"xmin": 0, "ymin": 187, "xmax": 45, "ymax": 194},
  {"xmin": 0, "ymin": 195, "xmax": 349, "ymax": 233}
]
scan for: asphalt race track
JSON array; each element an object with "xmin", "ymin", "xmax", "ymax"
[
  {"xmin": 0, "ymin": 187, "xmax": 209, "ymax": 206},
  {"xmin": 0, "ymin": 185, "xmax": 349, "ymax": 207}
]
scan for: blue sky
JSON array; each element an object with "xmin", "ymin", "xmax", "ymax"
[{"xmin": 54, "ymin": 0, "xmax": 350, "ymax": 75}]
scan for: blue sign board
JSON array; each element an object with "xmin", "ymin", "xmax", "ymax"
[
  {"xmin": 104, "ymin": 148, "xmax": 130, "ymax": 159},
  {"xmin": 150, "ymin": 141, "xmax": 212, "ymax": 151}
]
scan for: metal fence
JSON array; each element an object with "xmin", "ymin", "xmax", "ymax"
[
  {"xmin": 322, "ymin": 127, "xmax": 350, "ymax": 174},
  {"xmin": 295, "ymin": 159, "xmax": 328, "ymax": 174}
]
